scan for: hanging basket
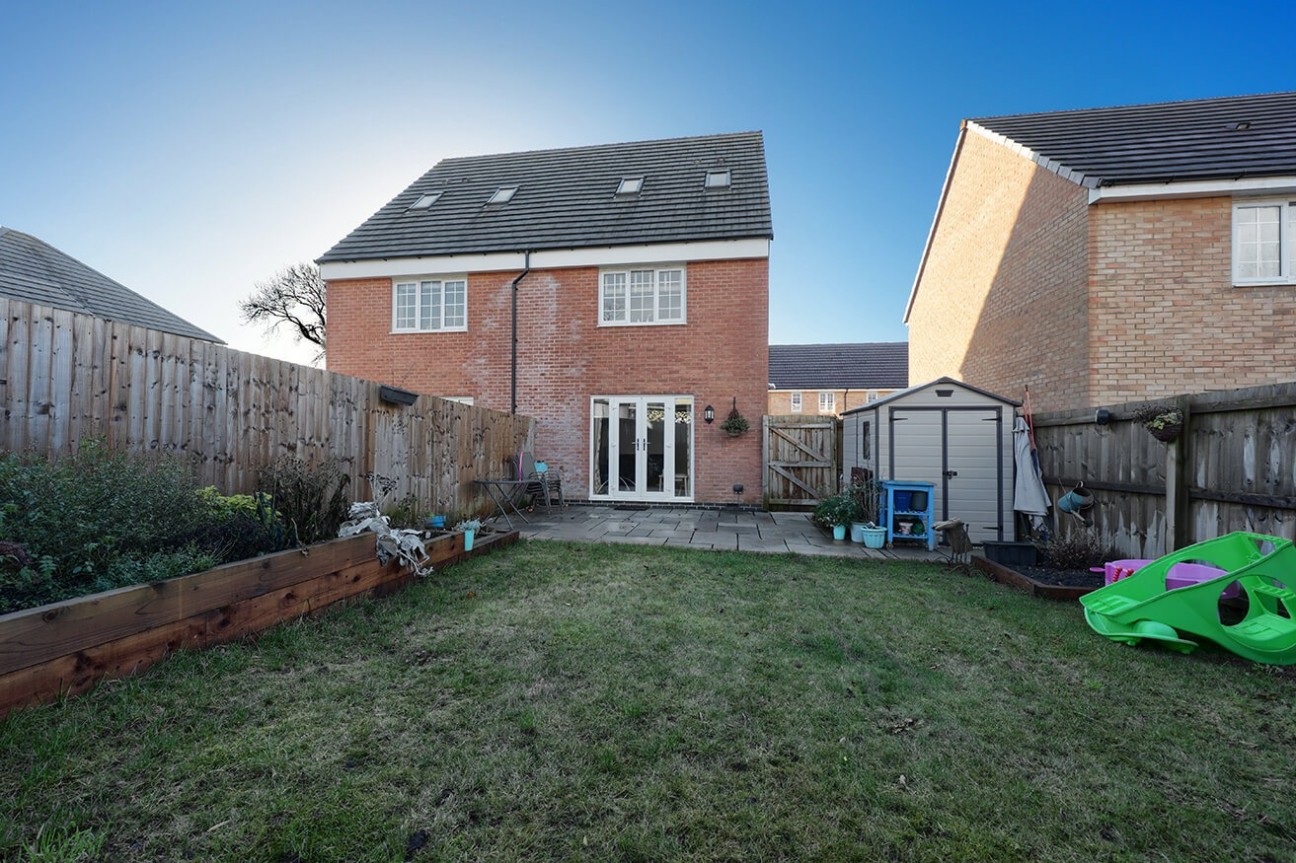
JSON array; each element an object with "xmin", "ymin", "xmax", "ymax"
[{"xmin": 1146, "ymin": 421, "xmax": 1183, "ymax": 443}]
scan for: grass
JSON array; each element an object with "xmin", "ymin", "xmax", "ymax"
[{"xmin": 3, "ymin": 541, "xmax": 1295, "ymax": 862}]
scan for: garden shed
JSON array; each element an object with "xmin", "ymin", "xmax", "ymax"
[{"xmin": 842, "ymin": 377, "xmax": 1018, "ymax": 545}]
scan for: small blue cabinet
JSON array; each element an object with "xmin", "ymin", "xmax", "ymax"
[{"xmin": 881, "ymin": 480, "xmax": 935, "ymax": 551}]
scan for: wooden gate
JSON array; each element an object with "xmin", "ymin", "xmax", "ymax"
[{"xmin": 762, "ymin": 416, "xmax": 840, "ymax": 508}]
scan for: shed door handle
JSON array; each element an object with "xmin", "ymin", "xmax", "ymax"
[{"xmin": 944, "ymin": 470, "xmax": 958, "ymax": 478}]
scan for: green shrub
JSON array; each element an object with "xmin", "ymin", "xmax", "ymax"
[
  {"xmin": 187, "ymin": 487, "xmax": 291, "ymax": 564},
  {"xmin": 0, "ymin": 442, "xmax": 222, "ymax": 612},
  {"xmin": 256, "ymin": 457, "xmax": 351, "ymax": 546},
  {"xmin": 0, "ymin": 444, "xmax": 298, "ymax": 613}
]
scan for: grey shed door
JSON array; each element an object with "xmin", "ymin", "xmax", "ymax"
[{"xmin": 889, "ymin": 407, "xmax": 1005, "ymax": 544}]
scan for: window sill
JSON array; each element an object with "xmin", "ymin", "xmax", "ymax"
[
  {"xmin": 390, "ymin": 327, "xmax": 469, "ymax": 334},
  {"xmin": 597, "ymin": 319, "xmax": 688, "ymax": 328}
]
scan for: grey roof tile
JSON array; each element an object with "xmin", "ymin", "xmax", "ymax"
[
  {"xmin": 769, "ymin": 343, "xmax": 908, "ymax": 390},
  {"xmin": 971, "ymin": 91, "xmax": 1296, "ymax": 187},
  {"xmin": 0, "ymin": 227, "xmax": 222, "ymax": 342},
  {"xmin": 319, "ymin": 132, "xmax": 773, "ymax": 262}
]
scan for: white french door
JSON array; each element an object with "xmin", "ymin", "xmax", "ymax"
[{"xmin": 591, "ymin": 396, "xmax": 693, "ymax": 501}]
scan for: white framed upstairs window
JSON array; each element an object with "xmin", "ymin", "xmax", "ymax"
[
  {"xmin": 790, "ymin": 391, "xmax": 802, "ymax": 413},
  {"xmin": 393, "ymin": 277, "xmax": 467, "ymax": 332},
  {"xmin": 600, "ymin": 266, "xmax": 686, "ymax": 326},
  {"xmin": 1233, "ymin": 200, "xmax": 1296, "ymax": 285},
  {"xmin": 818, "ymin": 391, "xmax": 836, "ymax": 414}
]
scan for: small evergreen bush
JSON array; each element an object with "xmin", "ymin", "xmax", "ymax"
[
  {"xmin": 0, "ymin": 441, "xmax": 215, "ymax": 612},
  {"xmin": 0, "ymin": 442, "xmax": 299, "ymax": 613}
]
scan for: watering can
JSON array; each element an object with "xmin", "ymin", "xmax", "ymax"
[{"xmin": 1057, "ymin": 485, "xmax": 1094, "ymax": 513}]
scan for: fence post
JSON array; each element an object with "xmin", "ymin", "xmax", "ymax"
[{"xmin": 1165, "ymin": 395, "xmax": 1192, "ymax": 551}]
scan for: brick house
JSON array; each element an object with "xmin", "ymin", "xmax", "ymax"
[
  {"xmin": 767, "ymin": 342, "xmax": 907, "ymax": 416},
  {"xmin": 319, "ymin": 133, "xmax": 772, "ymax": 504},
  {"xmin": 905, "ymin": 91, "xmax": 1296, "ymax": 413}
]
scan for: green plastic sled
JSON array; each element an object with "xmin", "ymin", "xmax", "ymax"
[{"xmin": 1080, "ymin": 532, "xmax": 1296, "ymax": 665}]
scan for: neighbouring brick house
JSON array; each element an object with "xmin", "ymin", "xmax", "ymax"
[
  {"xmin": 905, "ymin": 91, "xmax": 1296, "ymax": 413},
  {"xmin": 320, "ymin": 133, "xmax": 772, "ymax": 505},
  {"xmin": 0, "ymin": 226, "xmax": 220, "ymax": 342},
  {"xmin": 767, "ymin": 342, "xmax": 907, "ymax": 416}
]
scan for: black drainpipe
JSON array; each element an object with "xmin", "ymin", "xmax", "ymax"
[{"xmin": 509, "ymin": 251, "xmax": 532, "ymax": 415}]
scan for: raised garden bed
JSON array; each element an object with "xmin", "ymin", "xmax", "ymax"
[
  {"xmin": 0, "ymin": 526, "xmax": 516, "ymax": 716},
  {"xmin": 974, "ymin": 554, "xmax": 1103, "ymax": 601}
]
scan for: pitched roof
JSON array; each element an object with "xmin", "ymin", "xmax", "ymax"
[
  {"xmin": 841, "ymin": 376, "xmax": 1020, "ymax": 416},
  {"xmin": 0, "ymin": 227, "xmax": 222, "ymax": 342},
  {"xmin": 970, "ymin": 90, "xmax": 1296, "ymax": 188},
  {"xmin": 319, "ymin": 132, "xmax": 773, "ymax": 263},
  {"xmin": 769, "ymin": 343, "xmax": 908, "ymax": 390}
]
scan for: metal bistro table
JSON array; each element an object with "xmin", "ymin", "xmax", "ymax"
[{"xmin": 473, "ymin": 478, "xmax": 529, "ymax": 529}]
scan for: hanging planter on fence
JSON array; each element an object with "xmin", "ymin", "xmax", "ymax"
[{"xmin": 1132, "ymin": 404, "xmax": 1183, "ymax": 443}]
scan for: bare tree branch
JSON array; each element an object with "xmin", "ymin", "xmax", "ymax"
[{"xmin": 240, "ymin": 263, "xmax": 327, "ymax": 364}]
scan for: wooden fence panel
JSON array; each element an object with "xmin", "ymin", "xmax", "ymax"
[
  {"xmin": 0, "ymin": 300, "xmax": 533, "ymax": 518},
  {"xmin": 1031, "ymin": 383, "xmax": 1296, "ymax": 558}
]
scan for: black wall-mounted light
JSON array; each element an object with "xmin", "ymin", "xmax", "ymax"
[{"xmin": 703, "ymin": 405, "xmax": 715, "ymax": 424}]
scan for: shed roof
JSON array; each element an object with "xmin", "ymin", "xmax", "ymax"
[
  {"xmin": 970, "ymin": 90, "xmax": 1296, "ymax": 188},
  {"xmin": 841, "ymin": 377, "xmax": 1020, "ymax": 416},
  {"xmin": 0, "ymin": 227, "xmax": 221, "ymax": 342},
  {"xmin": 769, "ymin": 342, "xmax": 908, "ymax": 390},
  {"xmin": 319, "ymin": 132, "xmax": 773, "ymax": 263}
]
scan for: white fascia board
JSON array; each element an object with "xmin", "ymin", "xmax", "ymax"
[
  {"xmin": 319, "ymin": 238, "xmax": 770, "ymax": 280},
  {"xmin": 1088, "ymin": 175, "xmax": 1296, "ymax": 204}
]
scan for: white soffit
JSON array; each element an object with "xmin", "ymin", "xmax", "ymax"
[
  {"xmin": 318, "ymin": 238, "xmax": 770, "ymax": 279},
  {"xmin": 1088, "ymin": 175, "xmax": 1296, "ymax": 204}
]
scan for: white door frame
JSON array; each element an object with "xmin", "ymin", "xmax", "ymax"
[{"xmin": 590, "ymin": 395, "xmax": 694, "ymax": 502}]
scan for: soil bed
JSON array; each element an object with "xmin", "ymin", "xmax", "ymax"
[
  {"xmin": 974, "ymin": 556, "xmax": 1103, "ymax": 600},
  {"xmin": 1013, "ymin": 565, "xmax": 1104, "ymax": 590}
]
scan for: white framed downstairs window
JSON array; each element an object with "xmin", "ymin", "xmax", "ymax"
[
  {"xmin": 818, "ymin": 391, "xmax": 836, "ymax": 414},
  {"xmin": 1233, "ymin": 200, "xmax": 1296, "ymax": 285},
  {"xmin": 599, "ymin": 266, "xmax": 686, "ymax": 326},
  {"xmin": 790, "ymin": 391, "xmax": 803, "ymax": 412},
  {"xmin": 393, "ymin": 277, "xmax": 467, "ymax": 332}
]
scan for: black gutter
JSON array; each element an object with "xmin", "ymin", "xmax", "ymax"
[{"xmin": 510, "ymin": 251, "xmax": 532, "ymax": 415}]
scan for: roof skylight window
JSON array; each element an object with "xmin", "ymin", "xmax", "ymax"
[
  {"xmin": 617, "ymin": 176, "xmax": 644, "ymax": 195},
  {"xmin": 704, "ymin": 169, "xmax": 731, "ymax": 189},
  {"xmin": 488, "ymin": 186, "xmax": 518, "ymax": 204},
  {"xmin": 408, "ymin": 192, "xmax": 442, "ymax": 210}
]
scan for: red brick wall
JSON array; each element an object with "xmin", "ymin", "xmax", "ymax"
[
  {"xmin": 1089, "ymin": 196, "xmax": 1296, "ymax": 403},
  {"xmin": 907, "ymin": 130, "xmax": 1091, "ymax": 412},
  {"xmin": 326, "ymin": 258, "xmax": 769, "ymax": 504}
]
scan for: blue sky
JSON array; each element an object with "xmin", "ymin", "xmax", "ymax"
[{"xmin": 4, "ymin": 1, "xmax": 1296, "ymax": 365}]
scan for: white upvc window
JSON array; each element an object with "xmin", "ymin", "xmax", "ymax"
[
  {"xmin": 1233, "ymin": 200, "xmax": 1296, "ymax": 285},
  {"xmin": 393, "ymin": 277, "xmax": 468, "ymax": 332},
  {"xmin": 790, "ymin": 391, "xmax": 802, "ymax": 413},
  {"xmin": 599, "ymin": 266, "xmax": 686, "ymax": 326},
  {"xmin": 819, "ymin": 391, "xmax": 836, "ymax": 414}
]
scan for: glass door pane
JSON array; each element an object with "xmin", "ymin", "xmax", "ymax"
[
  {"xmin": 674, "ymin": 399, "xmax": 692, "ymax": 498},
  {"xmin": 592, "ymin": 399, "xmax": 610, "ymax": 496},
  {"xmin": 617, "ymin": 401, "xmax": 637, "ymax": 492},
  {"xmin": 645, "ymin": 401, "xmax": 667, "ymax": 494}
]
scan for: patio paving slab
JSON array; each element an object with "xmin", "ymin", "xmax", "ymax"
[{"xmin": 511, "ymin": 505, "xmax": 944, "ymax": 562}]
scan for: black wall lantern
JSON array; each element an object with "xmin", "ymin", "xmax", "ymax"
[{"xmin": 703, "ymin": 404, "xmax": 715, "ymax": 424}]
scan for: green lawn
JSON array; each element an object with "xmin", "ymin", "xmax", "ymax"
[{"xmin": 3, "ymin": 542, "xmax": 1294, "ymax": 862}]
